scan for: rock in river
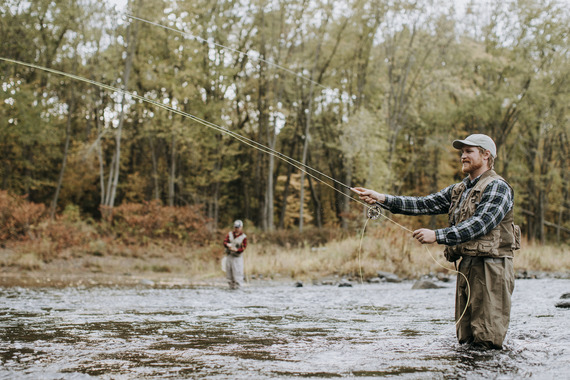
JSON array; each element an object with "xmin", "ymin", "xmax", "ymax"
[
  {"xmin": 412, "ymin": 280, "xmax": 443, "ymax": 289},
  {"xmin": 377, "ymin": 270, "xmax": 402, "ymax": 283}
]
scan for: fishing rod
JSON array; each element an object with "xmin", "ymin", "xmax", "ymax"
[
  {"xmin": 4, "ymin": 7, "xmax": 474, "ymax": 321},
  {"xmin": 122, "ymin": 13, "xmax": 473, "ymax": 326},
  {"xmin": 122, "ymin": 14, "xmax": 409, "ymax": 227},
  {"xmin": 125, "ymin": 14, "xmax": 331, "ymax": 93},
  {"xmin": 0, "ymin": 57, "xmax": 373, "ymax": 212},
  {"xmin": 1, "ymin": 56, "xmax": 470, "ymax": 326}
]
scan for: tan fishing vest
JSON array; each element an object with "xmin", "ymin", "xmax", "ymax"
[{"xmin": 444, "ymin": 170, "xmax": 521, "ymax": 259}]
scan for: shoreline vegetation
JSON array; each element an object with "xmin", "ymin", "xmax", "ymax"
[
  {"xmin": 1, "ymin": 193, "xmax": 568, "ymax": 288},
  {"xmin": 1, "ymin": 227, "xmax": 568, "ymax": 288}
]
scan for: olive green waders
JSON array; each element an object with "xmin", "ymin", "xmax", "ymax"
[{"xmin": 455, "ymin": 256, "xmax": 515, "ymax": 349}]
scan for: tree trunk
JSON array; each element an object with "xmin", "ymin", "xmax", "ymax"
[
  {"xmin": 299, "ymin": 95, "xmax": 313, "ymax": 232},
  {"xmin": 95, "ymin": 107, "xmax": 105, "ymax": 207},
  {"xmin": 256, "ymin": 5, "xmax": 271, "ymax": 231},
  {"xmin": 278, "ymin": 165, "xmax": 293, "ymax": 229},
  {"xmin": 101, "ymin": 0, "xmax": 142, "ymax": 218},
  {"xmin": 340, "ymin": 163, "xmax": 352, "ymax": 230},
  {"xmin": 168, "ymin": 131, "xmax": 176, "ymax": 206},
  {"xmin": 278, "ymin": 139, "xmax": 297, "ymax": 229},
  {"xmin": 149, "ymin": 135, "xmax": 160, "ymax": 200},
  {"xmin": 265, "ymin": 144, "xmax": 275, "ymax": 230},
  {"xmin": 50, "ymin": 76, "xmax": 75, "ymax": 219},
  {"xmin": 299, "ymin": 54, "xmax": 321, "ymax": 232},
  {"xmin": 213, "ymin": 179, "xmax": 220, "ymax": 228},
  {"xmin": 538, "ymin": 188, "xmax": 545, "ymax": 243},
  {"xmin": 307, "ymin": 175, "xmax": 322, "ymax": 228}
]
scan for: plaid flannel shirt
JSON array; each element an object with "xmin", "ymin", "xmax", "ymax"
[{"xmin": 383, "ymin": 175, "xmax": 513, "ymax": 246}]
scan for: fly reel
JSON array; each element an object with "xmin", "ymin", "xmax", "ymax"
[{"xmin": 367, "ymin": 204, "xmax": 383, "ymax": 220}]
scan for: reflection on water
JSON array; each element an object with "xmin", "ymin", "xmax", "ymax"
[{"xmin": 0, "ymin": 279, "xmax": 568, "ymax": 379}]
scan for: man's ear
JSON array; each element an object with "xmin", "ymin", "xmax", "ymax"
[{"xmin": 482, "ymin": 149, "xmax": 491, "ymax": 165}]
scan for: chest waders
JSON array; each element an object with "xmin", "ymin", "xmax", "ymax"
[{"xmin": 445, "ymin": 170, "xmax": 521, "ymax": 348}]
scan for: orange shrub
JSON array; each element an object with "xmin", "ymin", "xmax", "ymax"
[
  {"xmin": 40, "ymin": 219, "xmax": 95, "ymax": 251},
  {"xmin": 0, "ymin": 190, "xmax": 46, "ymax": 241},
  {"xmin": 110, "ymin": 200, "xmax": 214, "ymax": 245}
]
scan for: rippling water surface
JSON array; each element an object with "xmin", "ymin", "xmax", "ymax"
[{"xmin": 1, "ymin": 278, "xmax": 569, "ymax": 379}]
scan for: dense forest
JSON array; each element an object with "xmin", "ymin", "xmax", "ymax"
[{"xmin": 1, "ymin": 0, "xmax": 568, "ymax": 243}]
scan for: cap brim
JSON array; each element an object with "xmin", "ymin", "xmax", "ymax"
[{"xmin": 452, "ymin": 139, "xmax": 477, "ymax": 149}]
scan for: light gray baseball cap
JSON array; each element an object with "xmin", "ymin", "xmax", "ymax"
[
  {"xmin": 233, "ymin": 220, "xmax": 243, "ymax": 228},
  {"xmin": 452, "ymin": 134, "xmax": 497, "ymax": 158}
]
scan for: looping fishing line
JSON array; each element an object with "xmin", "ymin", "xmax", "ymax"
[
  {"xmin": 125, "ymin": 15, "xmax": 331, "ymax": 92},
  {"xmin": 121, "ymin": 15, "xmax": 471, "ymax": 327},
  {"xmin": 0, "ymin": 57, "xmax": 369, "ymax": 213},
  {"xmin": 3, "ymin": 11, "xmax": 472, "ymax": 326},
  {"xmin": 357, "ymin": 203, "xmax": 471, "ymax": 327}
]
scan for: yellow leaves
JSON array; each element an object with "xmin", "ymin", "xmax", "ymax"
[{"xmin": 275, "ymin": 173, "xmax": 314, "ymax": 228}]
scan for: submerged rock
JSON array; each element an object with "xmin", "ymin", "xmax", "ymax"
[
  {"xmin": 555, "ymin": 301, "xmax": 570, "ymax": 309},
  {"xmin": 376, "ymin": 270, "xmax": 402, "ymax": 283},
  {"xmin": 560, "ymin": 293, "xmax": 570, "ymax": 299},
  {"xmin": 412, "ymin": 280, "xmax": 443, "ymax": 289},
  {"xmin": 294, "ymin": 281, "xmax": 303, "ymax": 287},
  {"xmin": 516, "ymin": 270, "xmax": 546, "ymax": 279},
  {"xmin": 436, "ymin": 273, "xmax": 452, "ymax": 282}
]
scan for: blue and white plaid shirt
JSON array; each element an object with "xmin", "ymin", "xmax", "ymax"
[{"xmin": 383, "ymin": 174, "xmax": 513, "ymax": 246}]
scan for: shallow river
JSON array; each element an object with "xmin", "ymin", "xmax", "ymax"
[{"xmin": 1, "ymin": 278, "xmax": 569, "ymax": 379}]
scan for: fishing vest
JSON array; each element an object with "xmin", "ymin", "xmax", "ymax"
[
  {"xmin": 226, "ymin": 231, "xmax": 247, "ymax": 255},
  {"xmin": 444, "ymin": 170, "xmax": 521, "ymax": 259}
]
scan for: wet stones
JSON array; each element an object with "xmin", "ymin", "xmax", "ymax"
[
  {"xmin": 375, "ymin": 271, "xmax": 402, "ymax": 283},
  {"xmin": 411, "ymin": 280, "xmax": 443, "ymax": 289},
  {"xmin": 555, "ymin": 293, "xmax": 570, "ymax": 308},
  {"xmin": 516, "ymin": 270, "xmax": 570, "ymax": 280},
  {"xmin": 516, "ymin": 270, "xmax": 545, "ymax": 279}
]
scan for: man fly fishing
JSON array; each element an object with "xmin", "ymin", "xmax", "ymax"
[
  {"xmin": 352, "ymin": 134, "xmax": 521, "ymax": 349},
  {"xmin": 223, "ymin": 220, "xmax": 247, "ymax": 290}
]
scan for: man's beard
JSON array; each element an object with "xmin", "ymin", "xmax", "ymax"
[{"xmin": 462, "ymin": 160, "xmax": 483, "ymax": 174}]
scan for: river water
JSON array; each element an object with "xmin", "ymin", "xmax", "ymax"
[{"xmin": 1, "ymin": 278, "xmax": 569, "ymax": 379}]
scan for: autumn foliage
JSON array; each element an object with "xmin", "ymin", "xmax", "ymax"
[
  {"xmin": 0, "ymin": 191, "xmax": 46, "ymax": 241},
  {"xmin": 0, "ymin": 191, "xmax": 214, "ymax": 253},
  {"xmin": 108, "ymin": 200, "xmax": 214, "ymax": 245}
]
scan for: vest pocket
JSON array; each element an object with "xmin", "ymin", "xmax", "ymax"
[
  {"xmin": 475, "ymin": 240, "xmax": 499, "ymax": 255},
  {"xmin": 462, "ymin": 229, "xmax": 500, "ymax": 256},
  {"xmin": 444, "ymin": 246, "xmax": 461, "ymax": 262}
]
